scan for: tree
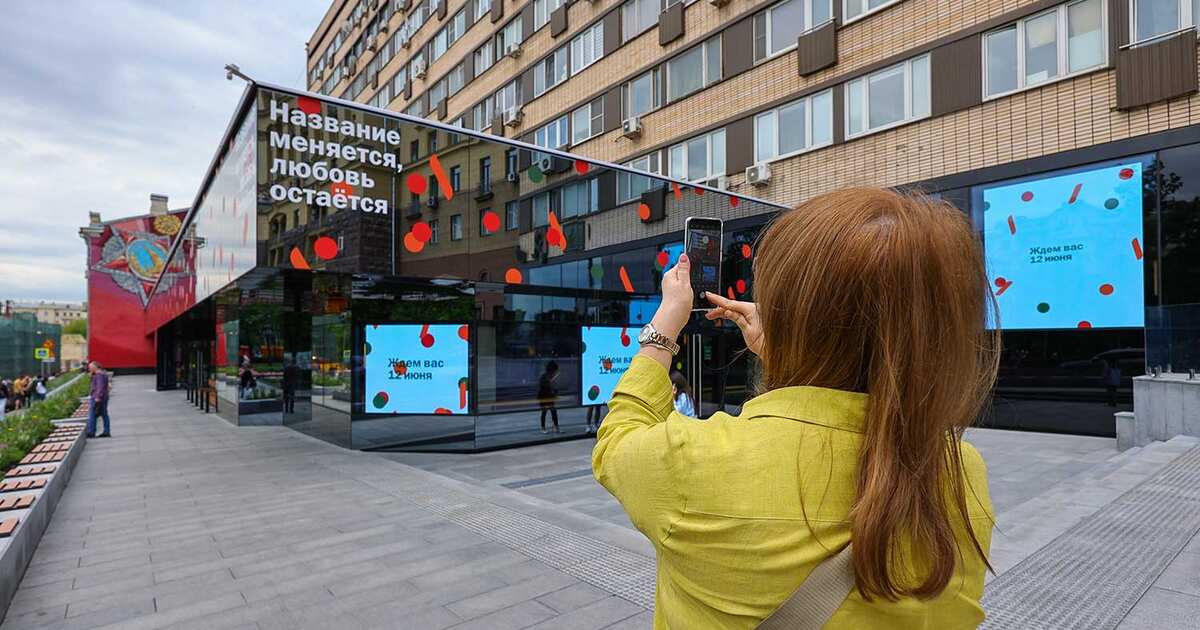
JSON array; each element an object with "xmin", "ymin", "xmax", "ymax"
[{"xmin": 62, "ymin": 318, "xmax": 86, "ymax": 338}]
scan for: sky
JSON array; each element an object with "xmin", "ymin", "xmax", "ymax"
[{"xmin": 0, "ymin": 0, "xmax": 330, "ymax": 304}]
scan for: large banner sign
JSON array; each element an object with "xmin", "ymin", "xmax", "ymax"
[
  {"xmin": 581, "ymin": 325, "xmax": 639, "ymax": 406},
  {"xmin": 364, "ymin": 324, "xmax": 470, "ymax": 415},
  {"xmin": 982, "ymin": 160, "xmax": 1145, "ymax": 330}
]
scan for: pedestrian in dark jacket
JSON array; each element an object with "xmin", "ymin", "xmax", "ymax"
[{"xmin": 86, "ymin": 361, "xmax": 112, "ymax": 438}]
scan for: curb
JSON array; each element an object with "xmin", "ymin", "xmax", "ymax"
[{"xmin": 0, "ymin": 419, "xmax": 88, "ymax": 624}]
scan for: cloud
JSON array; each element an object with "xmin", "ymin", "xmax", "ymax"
[{"xmin": 0, "ymin": 0, "xmax": 327, "ymax": 303}]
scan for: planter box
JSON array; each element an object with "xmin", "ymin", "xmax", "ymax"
[{"xmin": 0, "ymin": 420, "xmax": 87, "ymax": 624}]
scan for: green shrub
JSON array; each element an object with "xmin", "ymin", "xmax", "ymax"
[{"xmin": 0, "ymin": 374, "xmax": 91, "ymax": 477}]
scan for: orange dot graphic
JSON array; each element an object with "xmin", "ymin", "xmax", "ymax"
[
  {"xmin": 504, "ymin": 268, "xmax": 523, "ymax": 284},
  {"xmin": 411, "ymin": 221, "xmax": 432, "ymax": 242},
  {"xmin": 637, "ymin": 203, "xmax": 651, "ymax": 220},
  {"xmin": 403, "ymin": 232, "xmax": 425, "ymax": 253},
  {"xmin": 1099, "ymin": 283, "xmax": 1114, "ymax": 296}
]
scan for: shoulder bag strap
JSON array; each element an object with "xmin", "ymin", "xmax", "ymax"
[{"xmin": 757, "ymin": 544, "xmax": 855, "ymax": 630}]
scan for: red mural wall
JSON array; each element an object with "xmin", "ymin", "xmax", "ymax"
[{"xmin": 83, "ymin": 211, "xmax": 193, "ymax": 370}]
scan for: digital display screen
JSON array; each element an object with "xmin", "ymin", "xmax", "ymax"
[
  {"xmin": 363, "ymin": 324, "xmax": 470, "ymax": 414},
  {"xmin": 581, "ymin": 325, "xmax": 639, "ymax": 406},
  {"xmin": 687, "ymin": 224, "xmax": 722, "ymax": 301},
  {"xmin": 982, "ymin": 160, "xmax": 1145, "ymax": 330}
]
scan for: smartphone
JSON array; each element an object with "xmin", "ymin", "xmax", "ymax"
[{"xmin": 684, "ymin": 217, "xmax": 724, "ymax": 310}]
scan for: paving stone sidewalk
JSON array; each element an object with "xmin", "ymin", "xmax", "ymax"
[{"xmin": 0, "ymin": 376, "xmax": 652, "ymax": 630}]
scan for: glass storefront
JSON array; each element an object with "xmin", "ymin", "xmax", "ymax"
[{"xmin": 148, "ymin": 82, "xmax": 1200, "ymax": 447}]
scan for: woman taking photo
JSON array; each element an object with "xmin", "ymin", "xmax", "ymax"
[{"xmin": 594, "ymin": 188, "xmax": 998, "ymax": 629}]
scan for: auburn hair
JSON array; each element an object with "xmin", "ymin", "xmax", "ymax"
[{"xmin": 751, "ymin": 188, "xmax": 999, "ymax": 601}]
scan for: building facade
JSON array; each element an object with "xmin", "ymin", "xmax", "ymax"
[
  {"xmin": 301, "ymin": 0, "xmax": 1200, "ymax": 436},
  {"xmin": 79, "ymin": 194, "xmax": 192, "ymax": 372},
  {"xmin": 145, "ymin": 82, "xmax": 777, "ymax": 451},
  {"xmin": 7, "ymin": 301, "xmax": 87, "ymax": 327}
]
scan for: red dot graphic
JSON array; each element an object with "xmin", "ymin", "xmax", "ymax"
[
  {"xmin": 411, "ymin": 221, "xmax": 432, "ymax": 242},
  {"xmin": 1078, "ymin": 321, "xmax": 1093, "ymax": 329},
  {"xmin": 574, "ymin": 160, "xmax": 590, "ymax": 174},
  {"xmin": 741, "ymin": 244, "xmax": 752, "ymax": 259},
  {"xmin": 735, "ymin": 279, "xmax": 747, "ymax": 294},
  {"xmin": 1021, "ymin": 191, "xmax": 1033, "ymax": 202},
  {"xmin": 421, "ymin": 334, "xmax": 435, "ymax": 348},
  {"xmin": 1119, "ymin": 168, "xmax": 1134, "ymax": 180},
  {"xmin": 730, "ymin": 196, "xmax": 739, "ymax": 207},
  {"xmin": 313, "ymin": 236, "xmax": 338, "ymax": 260},
  {"xmin": 406, "ymin": 173, "xmax": 427, "ymax": 195},
  {"xmin": 1099, "ymin": 283, "xmax": 1114, "ymax": 296},
  {"xmin": 458, "ymin": 325, "xmax": 469, "ymax": 341},
  {"xmin": 994, "ymin": 277, "xmax": 1006, "ymax": 288},
  {"xmin": 637, "ymin": 203, "xmax": 651, "ymax": 220},
  {"xmin": 482, "ymin": 211, "xmax": 500, "ymax": 233},
  {"xmin": 620, "ymin": 333, "xmax": 631, "ymax": 347},
  {"xmin": 656, "ymin": 251, "xmax": 669, "ymax": 268}
]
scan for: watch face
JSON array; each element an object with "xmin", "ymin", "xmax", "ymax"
[{"xmin": 638, "ymin": 324, "xmax": 654, "ymax": 344}]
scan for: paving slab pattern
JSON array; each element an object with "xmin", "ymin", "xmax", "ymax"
[{"xmin": 0, "ymin": 376, "xmax": 649, "ymax": 630}]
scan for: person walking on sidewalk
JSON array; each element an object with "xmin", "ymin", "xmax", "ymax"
[
  {"xmin": 538, "ymin": 361, "xmax": 560, "ymax": 434},
  {"xmin": 0, "ymin": 379, "xmax": 9, "ymax": 421},
  {"xmin": 86, "ymin": 361, "xmax": 112, "ymax": 438}
]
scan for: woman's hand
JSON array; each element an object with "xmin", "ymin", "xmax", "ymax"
[
  {"xmin": 704, "ymin": 292, "xmax": 764, "ymax": 356},
  {"xmin": 651, "ymin": 254, "xmax": 694, "ymax": 340}
]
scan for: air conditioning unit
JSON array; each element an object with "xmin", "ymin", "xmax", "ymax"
[
  {"xmin": 413, "ymin": 58, "xmax": 427, "ymax": 78},
  {"xmin": 503, "ymin": 108, "xmax": 523, "ymax": 127},
  {"xmin": 505, "ymin": 171, "xmax": 519, "ymax": 182},
  {"xmin": 399, "ymin": 27, "xmax": 411, "ymax": 47},
  {"xmin": 536, "ymin": 156, "xmax": 553, "ymax": 173},
  {"xmin": 505, "ymin": 43, "xmax": 523, "ymax": 59},
  {"xmin": 705, "ymin": 175, "xmax": 729, "ymax": 190},
  {"xmin": 746, "ymin": 163, "xmax": 772, "ymax": 186},
  {"xmin": 426, "ymin": 196, "xmax": 439, "ymax": 208},
  {"xmin": 370, "ymin": 72, "xmax": 379, "ymax": 89},
  {"xmin": 707, "ymin": 0, "xmax": 729, "ymax": 6},
  {"xmin": 368, "ymin": 40, "xmax": 377, "ymax": 52},
  {"xmin": 621, "ymin": 117, "xmax": 642, "ymax": 139}
]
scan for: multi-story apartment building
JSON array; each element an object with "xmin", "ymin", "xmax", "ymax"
[
  {"xmin": 302, "ymin": 0, "xmax": 1200, "ymax": 438},
  {"xmin": 8, "ymin": 301, "xmax": 86, "ymax": 327}
]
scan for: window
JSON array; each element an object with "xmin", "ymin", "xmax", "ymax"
[
  {"xmin": 532, "ymin": 190, "xmax": 558, "ymax": 226},
  {"xmin": 496, "ymin": 19, "xmax": 524, "ymax": 58},
  {"xmin": 480, "ymin": 208, "xmax": 495, "ymax": 235},
  {"xmin": 1133, "ymin": 0, "xmax": 1196, "ymax": 42},
  {"xmin": 450, "ymin": 165, "xmax": 461, "ymax": 192},
  {"xmin": 571, "ymin": 22, "xmax": 605, "ymax": 74},
  {"xmin": 431, "ymin": 11, "xmax": 466, "ymax": 61},
  {"xmin": 845, "ymin": 54, "xmax": 930, "ymax": 138},
  {"xmin": 506, "ymin": 149, "xmax": 519, "ymax": 178},
  {"xmin": 505, "ymin": 200, "xmax": 519, "ymax": 230},
  {"xmin": 448, "ymin": 64, "xmax": 465, "ymax": 96},
  {"xmin": 476, "ymin": 0, "xmax": 492, "ymax": 22},
  {"xmin": 534, "ymin": 48, "xmax": 569, "ymax": 97},
  {"xmin": 571, "ymin": 98, "xmax": 604, "ymax": 144},
  {"xmin": 985, "ymin": 0, "xmax": 1105, "ymax": 98},
  {"xmin": 535, "ymin": 0, "xmax": 566, "ymax": 30},
  {"xmin": 618, "ymin": 153, "xmax": 662, "ymax": 202},
  {"xmin": 843, "ymin": 0, "xmax": 900, "ymax": 23},
  {"xmin": 623, "ymin": 69, "xmax": 660, "ymax": 118},
  {"xmin": 669, "ymin": 129, "xmax": 726, "ymax": 183},
  {"xmin": 561, "ymin": 179, "xmax": 599, "ymax": 218},
  {"xmin": 494, "ymin": 80, "xmax": 519, "ymax": 115},
  {"xmin": 410, "ymin": 140, "xmax": 420, "ymax": 162},
  {"xmin": 667, "ymin": 36, "xmax": 722, "ymax": 101},
  {"xmin": 622, "ymin": 0, "xmax": 660, "ymax": 42},
  {"xmin": 429, "ymin": 80, "xmax": 447, "ymax": 111},
  {"xmin": 429, "ymin": 219, "xmax": 440, "ymax": 243},
  {"xmin": 534, "ymin": 116, "xmax": 570, "ymax": 150},
  {"xmin": 753, "ymin": 0, "xmax": 830, "ymax": 61},
  {"xmin": 450, "ymin": 214, "xmax": 463, "ymax": 240},
  {"xmin": 429, "ymin": 131, "xmax": 439, "ymax": 152},
  {"xmin": 480, "ymin": 157, "xmax": 493, "ymax": 193},
  {"xmin": 755, "ymin": 89, "xmax": 833, "ymax": 162},
  {"xmin": 474, "ymin": 44, "xmax": 495, "ymax": 76},
  {"xmin": 473, "ymin": 99, "xmax": 494, "ymax": 130}
]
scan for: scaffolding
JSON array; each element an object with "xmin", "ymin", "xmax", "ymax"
[{"xmin": 0, "ymin": 313, "xmax": 62, "ymax": 378}]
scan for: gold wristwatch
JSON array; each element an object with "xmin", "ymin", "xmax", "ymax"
[{"xmin": 638, "ymin": 323, "xmax": 680, "ymax": 355}]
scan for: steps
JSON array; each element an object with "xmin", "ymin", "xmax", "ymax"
[{"xmin": 982, "ymin": 436, "xmax": 1200, "ymax": 629}]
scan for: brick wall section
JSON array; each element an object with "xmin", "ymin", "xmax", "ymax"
[{"xmin": 310, "ymin": 0, "xmax": 1200, "ymax": 255}]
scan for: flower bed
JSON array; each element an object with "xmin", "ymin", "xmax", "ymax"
[{"xmin": 0, "ymin": 376, "xmax": 90, "ymax": 476}]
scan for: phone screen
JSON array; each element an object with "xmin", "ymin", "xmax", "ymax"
[{"xmin": 685, "ymin": 219, "xmax": 723, "ymax": 309}]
